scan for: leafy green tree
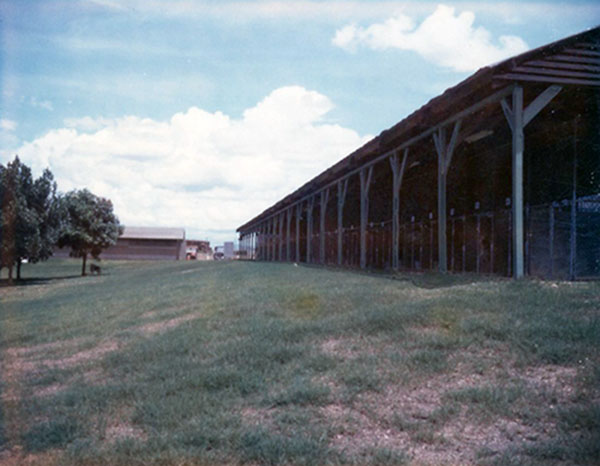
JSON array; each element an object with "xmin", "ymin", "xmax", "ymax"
[
  {"xmin": 0, "ymin": 160, "xmax": 18, "ymax": 284},
  {"xmin": 57, "ymin": 189, "xmax": 123, "ymax": 276},
  {"xmin": 23, "ymin": 168, "xmax": 61, "ymax": 274},
  {"xmin": 1, "ymin": 157, "xmax": 37, "ymax": 283},
  {"xmin": 0, "ymin": 157, "xmax": 62, "ymax": 283}
]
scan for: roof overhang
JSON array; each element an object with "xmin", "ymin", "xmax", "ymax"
[{"xmin": 237, "ymin": 26, "xmax": 600, "ymax": 234}]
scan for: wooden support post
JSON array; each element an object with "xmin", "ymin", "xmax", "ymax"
[
  {"xmin": 258, "ymin": 226, "xmax": 262, "ymax": 260},
  {"xmin": 265, "ymin": 221, "xmax": 269, "ymax": 261},
  {"xmin": 569, "ymin": 121, "xmax": 578, "ymax": 281},
  {"xmin": 419, "ymin": 220, "xmax": 424, "ymax": 270},
  {"xmin": 306, "ymin": 196, "xmax": 315, "ymax": 263},
  {"xmin": 512, "ymin": 86, "xmax": 524, "ymax": 279},
  {"xmin": 337, "ymin": 179, "xmax": 349, "ymax": 266},
  {"xmin": 264, "ymin": 223, "xmax": 268, "ymax": 261},
  {"xmin": 389, "ymin": 149, "xmax": 408, "ymax": 270},
  {"xmin": 267, "ymin": 219, "xmax": 271, "ymax": 261},
  {"xmin": 296, "ymin": 203, "xmax": 302, "ymax": 262},
  {"xmin": 450, "ymin": 214, "xmax": 455, "ymax": 272},
  {"xmin": 476, "ymin": 209, "xmax": 481, "ymax": 274},
  {"xmin": 490, "ymin": 213, "xmax": 495, "ymax": 274},
  {"xmin": 411, "ymin": 216, "xmax": 415, "ymax": 269},
  {"xmin": 360, "ymin": 166, "xmax": 373, "ymax": 269},
  {"xmin": 436, "ymin": 129, "xmax": 447, "ymax": 273},
  {"xmin": 278, "ymin": 213, "xmax": 284, "ymax": 261},
  {"xmin": 263, "ymin": 220, "xmax": 271, "ymax": 261},
  {"xmin": 462, "ymin": 216, "xmax": 466, "ymax": 273},
  {"xmin": 502, "ymin": 84, "xmax": 562, "ymax": 279},
  {"xmin": 257, "ymin": 226, "xmax": 261, "ymax": 260},
  {"xmin": 286, "ymin": 207, "xmax": 292, "ymax": 262},
  {"xmin": 319, "ymin": 188, "xmax": 330, "ymax": 265},
  {"xmin": 507, "ymin": 206, "xmax": 512, "ymax": 276},
  {"xmin": 433, "ymin": 120, "xmax": 461, "ymax": 273},
  {"xmin": 430, "ymin": 213, "xmax": 434, "ymax": 270},
  {"xmin": 549, "ymin": 203, "xmax": 555, "ymax": 278},
  {"xmin": 271, "ymin": 216, "xmax": 276, "ymax": 261},
  {"xmin": 264, "ymin": 222, "xmax": 268, "ymax": 261}
]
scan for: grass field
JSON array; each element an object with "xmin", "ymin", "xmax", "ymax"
[{"xmin": 1, "ymin": 259, "xmax": 599, "ymax": 465}]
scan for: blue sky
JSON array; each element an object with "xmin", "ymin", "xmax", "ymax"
[{"xmin": 1, "ymin": 1, "xmax": 599, "ymax": 244}]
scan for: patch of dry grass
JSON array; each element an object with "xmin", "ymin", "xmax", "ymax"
[{"xmin": 0, "ymin": 259, "xmax": 598, "ymax": 465}]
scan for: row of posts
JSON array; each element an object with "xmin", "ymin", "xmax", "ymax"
[{"xmin": 240, "ymin": 84, "xmax": 563, "ymax": 279}]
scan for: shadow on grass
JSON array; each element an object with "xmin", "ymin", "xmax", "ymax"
[
  {"xmin": 0, "ymin": 275, "xmax": 87, "ymax": 288},
  {"xmin": 297, "ymin": 261, "xmax": 499, "ymax": 290},
  {"xmin": 22, "ymin": 417, "xmax": 79, "ymax": 452}
]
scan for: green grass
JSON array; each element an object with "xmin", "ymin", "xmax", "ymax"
[{"xmin": 1, "ymin": 259, "xmax": 599, "ymax": 465}]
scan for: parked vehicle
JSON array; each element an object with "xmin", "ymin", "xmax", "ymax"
[{"xmin": 186, "ymin": 246, "xmax": 198, "ymax": 260}]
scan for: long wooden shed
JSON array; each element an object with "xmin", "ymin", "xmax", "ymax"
[{"xmin": 237, "ymin": 27, "xmax": 600, "ymax": 279}]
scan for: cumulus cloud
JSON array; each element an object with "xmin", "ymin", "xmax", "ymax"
[
  {"xmin": 13, "ymin": 86, "xmax": 370, "ymax": 244},
  {"xmin": 332, "ymin": 4, "xmax": 529, "ymax": 72}
]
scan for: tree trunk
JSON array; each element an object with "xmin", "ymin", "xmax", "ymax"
[
  {"xmin": 8, "ymin": 264, "xmax": 14, "ymax": 286},
  {"xmin": 17, "ymin": 260, "xmax": 22, "ymax": 281},
  {"xmin": 81, "ymin": 253, "xmax": 87, "ymax": 276}
]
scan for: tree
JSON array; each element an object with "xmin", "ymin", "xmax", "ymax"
[
  {"xmin": 23, "ymin": 168, "xmax": 61, "ymax": 275},
  {"xmin": 57, "ymin": 189, "xmax": 123, "ymax": 276},
  {"xmin": 0, "ymin": 160, "xmax": 18, "ymax": 284},
  {"xmin": 0, "ymin": 157, "xmax": 62, "ymax": 283}
]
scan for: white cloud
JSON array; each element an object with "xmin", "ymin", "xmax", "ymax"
[
  {"xmin": 14, "ymin": 86, "xmax": 371, "ymax": 244},
  {"xmin": 0, "ymin": 119, "xmax": 18, "ymax": 148},
  {"xmin": 64, "ymin": 116, "xmax": 116, "ymax": 132},
  {"xmin": 30, "ymin": 97, "xmax": 54, "ymax": 111},
  {"xmin": 0, "ymin": 119, "xmax": 17, "ymax": 131},
  {"xmin": 333, "ymin": 4, "xmax": 529, "ymax": 72}
]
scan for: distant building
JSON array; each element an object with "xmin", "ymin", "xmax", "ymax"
[
  {"xmin": 186, "ymin": 239, "xmax": 211, "ymax": 254},
  {"xmin": 224, "ymin": 241, "xmax": 234, "ymax": 259},
  {"xmin": 101, "ymin": 226, "xmax": 186, "ymax": 260}
]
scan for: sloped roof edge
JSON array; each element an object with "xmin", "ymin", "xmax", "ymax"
[
  {"xmin": 121, "ymin": 226, "xmax": 185, "ymax": 240},
  {"xmin": 237, "ymin": 26, "xmax": 600, "ymax": 233}
]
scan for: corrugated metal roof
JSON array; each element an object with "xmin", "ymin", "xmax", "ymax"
[{"xmin": 121, "ymin": 226, "xmax": 185, "ymax": 240}]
